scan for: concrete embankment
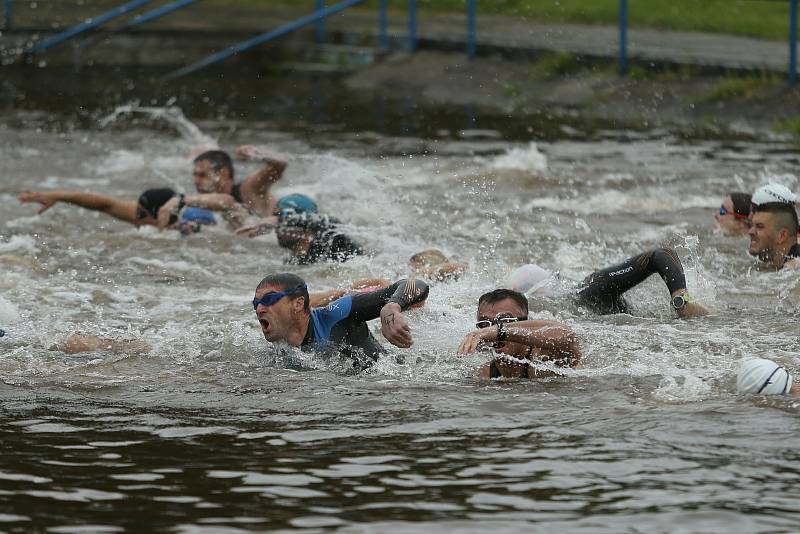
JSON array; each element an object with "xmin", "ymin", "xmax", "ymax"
[{"xmin": 1, "ymin": 4, "xmax": 799, "ymax": 138}]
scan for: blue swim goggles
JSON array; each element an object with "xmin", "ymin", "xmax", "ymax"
[{"xmin": 252, "ymin": 284, "xmax": 307, "ymax": 310}]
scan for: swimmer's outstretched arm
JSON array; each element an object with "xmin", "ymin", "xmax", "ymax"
[
  {"xmin": 309, "ymin": 278, "xmax": 393, "ymax": 308},
  {"xmin": 18, "ymin": 190, "xmax": 140, "ymax": 224},
  {"xmin": 458, "ymin": 320, "xmax": 581, "ymax": 367},
  {"xmin": 236, "ymin": 144, "xmax": 287, "ymax": 217}
]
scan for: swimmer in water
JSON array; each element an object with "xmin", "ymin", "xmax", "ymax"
[
  {"xmin": 275, "ymin": 211, "xmax": 364, "ymax": 265},
  {"xmin": 457, "ymin": 288, "xmax": 581, "ymax": 379},
  {"xmin": 507, "ymin": 248, "xmax": 708, "ymax": 318},
  {"xmin": 747, "ymin": 202, "xmax": 800, "ymax": 270},
  {"xmin": 156, "ymin": 147, "xmax": 288, "ymax": 230},
  {"xmin": 737, "ymin": 358, "xmax": 800, "ymax": 396},
  {"xmin": 253, "ymin": 273, "xmax": 428, "ymax": 362},
  {"xmin": 18, "ymin": 187, "xmax": 216, "ymax": 234},
  {"xmin": 408, "ymin": 249, "xmax": 468, "ymax": 282},
  {"xmin": 714, "ymin": 192, "xmax": 752, "ymax": 236}
]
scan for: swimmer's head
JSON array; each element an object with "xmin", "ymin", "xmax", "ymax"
[
  {"xmin": 507, "ymin": 264, "xmax": 551, "ymax": 295},
  {"xmin": 276, "ymin": 194, "xmax": 318, "ymax": 216},
  {"xmin": 409, "ymin": 249, "xmax": 448, "ymax": 269},
  {"xmin": 254, "ymin": 273, "xmax": 310, "ymax": 345},
  {"xmin": 136, "ymin": 188, "xmax": 177, "ymax": 221},
  {"xmin": 476, "ymin": 288, "xmax": 529, "ymax": 353},
  {"xmin": 275, "ymin": 225, "xmax": 308, "ymax": 249},
  {"xmin": 752, "ymin": 183, "xmax": 797, "ymax": 207},
  {"xmin": 193, "ymin": 150, "xmax": 233, "ymax": 194},
  {"xmin": 748, "ymin": 202, "xmax": 799, "ymax": 260},
  {"xmin": 715, "ymin": 192, "xmax": 751, "ymax": 236},
  {"xmin": 737, "ymin": 358, "xmax": 794, "ymax": 396}
]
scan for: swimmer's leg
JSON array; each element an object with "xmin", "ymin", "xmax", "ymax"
[{"xmin": 577, "ymin": 248, "xmax": 686, "ymax": 314}]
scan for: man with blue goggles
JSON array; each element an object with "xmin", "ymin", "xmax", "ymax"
[{"xmin": 253, "ymin": 272, "xmax": 428, "ymax": 363}]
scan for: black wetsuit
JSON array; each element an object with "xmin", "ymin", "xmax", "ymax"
[
  {"xmin": 278, "ymin": 212, "xmax": 364, "ymax": 265},
  {"xmin": 301, "ymin": 279, "xmax": 429, "ymax": 363},
  {"xmin": 576, "ymin": 248, "xmax": 686, "ymax": 315},
  {"xmin": 787, "ymin": 244, "xmax": 800, "ymax": 259},
  {"xmin": 231, "ymin": 183, "xmax": 243, "ymax": 203}
]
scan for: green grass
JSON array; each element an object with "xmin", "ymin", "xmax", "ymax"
[
  {"xmin": 700, "ymin": 73, "xmax": 778, "ymax": 101},
  {"xmin": 232, "ymin": 0, "xmax": 794, "ymax": 41},
  {"xmin": 774, "ymin": 116, "xmax": 800, "ymax": 138}
]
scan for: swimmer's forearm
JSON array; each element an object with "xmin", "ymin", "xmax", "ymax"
[
  {"xmin": 50, "ymin": 191, "xmax": 117, "ymax": 211},
  {"xmin": 506, "ymin": 322, "xmax": 581, "ymax": 366}
]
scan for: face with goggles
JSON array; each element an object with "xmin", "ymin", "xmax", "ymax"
[
  {"xmin": 253, "ymin": 284, "xmax": 307, "ymax": 342},
  {"xmin": 714, "ymin": 195, "xmax": 751, "ymax": 236},
  {"xmin": 475, "ymin": 297, "xmax": 528, "ymax": 353}
]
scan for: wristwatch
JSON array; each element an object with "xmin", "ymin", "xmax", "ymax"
[
  {"xmin": 671, "ymin": 292, "xmax": 692, "ymax": 310},
  {"xmin": 496, "ymin": 321, "xmax": 508, "ymax": 342}
]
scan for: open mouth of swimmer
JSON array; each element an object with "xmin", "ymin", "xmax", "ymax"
[{"xmin": 259, "ymin": 318, "xmax": 271, "ymax": 333}]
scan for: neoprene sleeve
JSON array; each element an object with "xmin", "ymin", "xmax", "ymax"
[
  {"xmin": 576, "ymin": 248, "xmax": 687, "ymax": 315},
  {"xmin": 347, "ymin": 279, "xmax": 430, "ymax": 323}
]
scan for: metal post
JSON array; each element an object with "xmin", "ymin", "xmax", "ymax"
[
  {"xmin": 408, "ymin": 0, "xmax": 417, "ymax": 53},
  {"xmin": 791, "ymin": 0, "xmax": 798, "ymax": 88},
  {"xmin": 315, "ymin": 0, "xmax": 326, "ymax": 43},
  {"xmin": 4, "ymin": 0, "xmax": 13, "ymax": 29},
  {"xmin": 467, "ymin": 0, "xmax": 476, "ymax": 59},
  {"xmin": 378, "ymin": 0, "xmax": 388, "ymax": 52},
  {"xmin": 618, "ymin": 0, "xmax": 628, "ymax": 75}
]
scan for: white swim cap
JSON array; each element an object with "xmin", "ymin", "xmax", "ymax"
[
  {"xmin": 751, "ymin": 183, "xmax": 797, "ymax": 206},
  {"xmin": 736, "ymin": 358, "xmax": 794, "ymax": 395},
  {"xmin": 508, "ymin": 264, "xmax": 551, "ymax": 294}
]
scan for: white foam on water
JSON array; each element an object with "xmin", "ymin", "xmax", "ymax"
[
  {"xmin": 0, "ymin": 235, "xmax": 38, "ymax": 254},
  {"xmin": 487, "ymin": 142, "xmax": 547, "ymax": 172},
  {"xmin": 98, "ymin": 105, "xmax": 217, "ymax": 148}
]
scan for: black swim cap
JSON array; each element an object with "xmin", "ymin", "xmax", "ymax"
[
  {"xmin": 730, "ymin": 192, "xmax": 752, "ymax": 217},
  {"xmin": 137, "ymin": 188, "xmax": 177, "ymax": 219}
]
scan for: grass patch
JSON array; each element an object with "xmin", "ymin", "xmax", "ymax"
[
  {"xmin": 530, "ymin": 51, "xmax": 586, "ymax": 79},
  {"xmin": 700, "ymin": 73, "xmax": 778, "ymax": 101},
  {"xmin": 253, "ymin": 0, "xmax": 793, "ymax": 41},
  {"xmin": 774, "ymin": 117, "xmax": 800, "ymax": 138}
]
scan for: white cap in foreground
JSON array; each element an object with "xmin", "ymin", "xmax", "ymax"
[{"xmin": 737, "ymin": 358, "xmax": 794, "ymax": 396}]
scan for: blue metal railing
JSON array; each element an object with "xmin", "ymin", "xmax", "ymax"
[
  {"xmin": 165, "ymin": 0, "xmax": 366, "ymax": 79},
  {"xmin": 127, "ymin": 0, "xmax": 198, "ymax": 28},
  {"xmin": 3, "ymin": 0, "xmax": 12, "ymax": 29},
  {"xmin": 790, "ymin": 0, "xmax": 798, "ymax": 85},
  {"xmin": 25, "ymin": 0, "xmax": 151, "ymax": 53}
]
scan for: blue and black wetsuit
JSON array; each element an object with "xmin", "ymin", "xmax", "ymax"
[
  {"xmin": 576, "ymin": 248, "xmax": 687, "ymax": 315},
  {"xmin": 301, "ymin": 279, "xmax": 429, "ymax": 362}
]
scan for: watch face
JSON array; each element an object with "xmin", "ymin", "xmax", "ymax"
[{"xmin": 672, "ymin": 295, "xmax": 685, "ymax": 309}]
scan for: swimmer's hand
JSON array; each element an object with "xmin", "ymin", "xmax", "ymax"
[
  {"xmin": 156, "ymin": 196, "xmax": 181, "ymax": 230},
  {"xmin": 457, "ymin": 325, "xmax": 497, "ymax": 355},
  {"xmin": 380, "ymin": 302, "xmax": 413, "ymax": 348},
  {"xmin": 236, "ymin": 144, "xmax": 288, "ymax": 165},
  {"xmin": 18, "ymin": 190, "xmax": 57, "ymax": 214},
  {"xmin": 235, "ymin": 216, "xmax": 279, "ymax": 237},
  {"xmin": 676, "ymin": 302, "xmax": 709, "ymax": 319}
]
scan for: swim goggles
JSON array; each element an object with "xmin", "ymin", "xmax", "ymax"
[
  {"xmin": 475, "ymin": 316, "xmax": 527, "ymax": 330},
  {"xmin": 252, "ymin": 284, "xmax": 307, "ymax": 310},
  {"xmin": 719, "ymin": 205, "xmax": 749, "ymax": 220}
]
